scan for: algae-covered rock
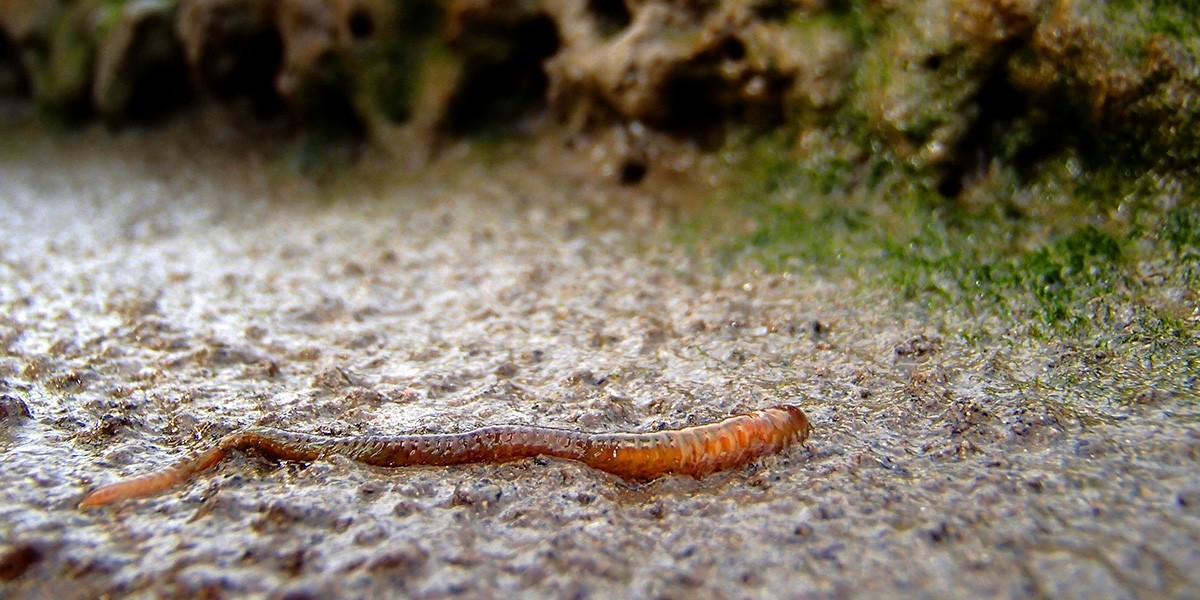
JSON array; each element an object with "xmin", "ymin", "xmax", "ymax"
[
  {"xmin": 177, "ymin": 0, "xmax": 445, "ymax": 135},
  {"xmin": 174, "ymin": 0, "xmax": 282, "ymax": 112},
  {"xmin": 0, "ymin": 29, "xmax": 26, "ymax": 99},
  {"xmin": 16, "ymin": 1, "xmax": 98, "ymax": 125},
  {"xmin": 0, "ymin": 0, "xmax": 186, "ymax": 124},
  {"xmin": 1, "ymin": 0, "xmax": 446, "ymax": 134},
  {"xmin": 0, "ymin": 0, "xmax": 58, "ymax": 101},
  {"xmin": 850, "ymin": 0, "xmax": 1199, "ymax": 188},
  {"xmin": 93, "ymin": 0, "xmax": 191, "ymax": 123},
  {"xmin": 0, "ymin": 0, "xmax": 1196, "ymax": 178},
  {"xmin": 529, "ymin": 1, "xmax": 853, "ymax": 140}
]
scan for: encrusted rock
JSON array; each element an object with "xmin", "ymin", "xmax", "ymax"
[
  {"xmin": 93, "ymin": 0, "xmax": 191, "ymax": 122},
  {"xmin": 541, "ymin": 0, "xmax": 838, "ymax": 136},
  {"xmin": 0, "ymin": 0, "xmax": 1195, "ymax": 176}
]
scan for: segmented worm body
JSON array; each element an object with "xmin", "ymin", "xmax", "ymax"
[{"xmin": 80, "ymin": 405, "xmax": 809, "ymax": 508}]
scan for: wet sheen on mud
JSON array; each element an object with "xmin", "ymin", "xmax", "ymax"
[{"xmin": 1, "ymin": 129, "xmax": 1198, "ymax": 598}]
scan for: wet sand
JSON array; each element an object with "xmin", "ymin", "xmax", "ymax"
[{"xmin": 1, "ymin": 126, "xmax": 1198, "ymax": 598}]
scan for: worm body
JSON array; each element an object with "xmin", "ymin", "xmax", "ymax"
[{"xmin": 80, "ymin": 405, "xmax": 809, "ymax": 508}]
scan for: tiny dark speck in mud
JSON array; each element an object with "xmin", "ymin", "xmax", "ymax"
[
  {"xmin": 1134, "ymin": 388, "xmax": 1173, "ymax": 405},
  {"xmin": 1177, "ymin": 490, "xmax": 1200, "ymax": 515},
  {"xmin": 494, "ymin": 361, "xmax": 519, "ymax": 377},
  {"xmin": 451, "ymin": 481, "xmax": 503, "ymax": 508},
  {"xmin": 926, "ymin": 521, "xmax": 961, "ymax": 543},
  {"xmin": 894, "ymin": 335, "xmax": 941, "ymax": 358},
  {"xmin": 393, "ymin": 499, "xmax": 418, "ymax": 517},
  {"xmin": 809, "ymin": 319, "xmax": 830, "ymax": 338},
  {"xmin": 248, "ymin": 360, "xmax": 281, "ymax": 378},
  {"xmin": 792, "ymin": 523, "xmax": 814, "ymax": 539},
  {"xmin": 353, "ymin": 524, "xmax": 388, "ymax": 546},
  {"xmin": 739, "ymin": 570, "xmax": 762, "ymax": 586},
  {"xmin": 0, "ymin": 542, "xmax": 43, "ymax": 581},
  {"xmin": 46, "ymin": 370, "xmax": 90, "ymax": 391},
  {"xmin": 345, "ymin": 388, "xmax": 385, "ymax": 404},
  {"xmin": 80, "ymin": 414, "xmax": 133, "ymax": 440},
  {"xmin": 619, "ymin": 159, "xmax": 647, "ymax": 185},
  {"xmin": 569, "ymin": 369, "xmax": 608, "ymax": 386},
  {"xmin": 816, "ymin": 504, "xmax": 845, "ymax": 520},
  {"xmin": 278, "ymin": 549, "xmax": 305, "ymax": 576},
  {"xmin": 357, "ymin": 482, "xmax": 383, "ymax": 498},
  {"xmin": 640, "ymin": 502, "xmax": 667, "ymax": 520}
]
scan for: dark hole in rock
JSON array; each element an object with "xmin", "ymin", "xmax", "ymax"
[
  {"xmin": 119, "ymin": 16, "xmax": 194, "ymax": 123},
  {"xmin": 348, "ymin": 9, "xmax": 375, "ymax": 40},
  {"xmin": 752, "ymin": 0, "xmax": 795, "ymax": 21},
  {"xmin": 0, "ymin": 30, "xmax": 30, "ymax": 98},
  {"xmin": 441, "ymin": 15, "xmax": 561, "ymax": 136},
  {"xmin": 374, "ymin": 41, "xmax": 418, "ymax": 124},
  {"xmin": 660, "ymin": 71, "xmax": 725, "ymax": 146},
  {"xmin": 937, "ymin": 58, "xmax": 1032, "ymax": 198},
  {"xmin": 924, "ymin": 53, "xmax": 944, "ymax": 71},
  {"xmin": 935, "ymin": 31, "xmax": 1108, "ymax": 198},
  {"xmin": 295, "ymin": 52, "xmax": 367, "ymax": 143},
  {"xmin": 0, "ymin": 543, "xmax": 42, "ymax": 581},
  {"xmin": 196, "ymin": 11, "xmax": 286, "ymax": 116},
  {"xmin": 936, "ymin": 174, "xmax": 962, "ymax": 200},
  {"xmin": 652, "ymin": 34, "xmax": 788, "ymax": 146},
  {"xmin": 659, "ymin": 66, "xmax": 789, "ymax": 148},
  {"xmin": 586, "ymin": 0, "xmax": 632, "ymax": 38},
  {"xmin": 619, "ymin": 158, "xmax": 647, "ymax": 185},
  {"xmin": 397, "ymin": 1, "xmax": 442, "ymax": 37},
  {"xmin": 718, "ymin": 36, "xmax": 747, "ymax": 62},
  {"xmin": 373, "ymin": 2, "xmax": 447, "ymax": 125}
]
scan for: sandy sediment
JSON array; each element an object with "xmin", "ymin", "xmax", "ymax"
[{"xmin": 0, "ymin": 124, "xmax": 1197, "ymax": 598}]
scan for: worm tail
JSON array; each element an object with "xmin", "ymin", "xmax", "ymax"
[
  {"xmin": 79, "ymin": 446, "xmax": 228, "ymax": 508},
  {"xmin": 78, "ymin": 428, "xmax": 326, "ymax": 508}
]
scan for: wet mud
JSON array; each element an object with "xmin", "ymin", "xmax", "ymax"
[{"xmin": 1, "ymin": 127, "xmax": 1198, "ymax": 598}]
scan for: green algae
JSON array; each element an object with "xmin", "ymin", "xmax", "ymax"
[
  {"xmin": 677, "ymin": 129, "xmax": 1200, "ymax": 411},
  {"xmin": 671, "ymin": 0, "xmax": 1200, "ymax": 372},
  {"xmin": 701, "ymin": 129, "xmax": 1199, "ymax": 348}
]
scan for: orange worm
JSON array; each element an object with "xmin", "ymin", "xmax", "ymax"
[{"xmin": 80, "ymin": 405, "xmax": 810, "ymax": 508}]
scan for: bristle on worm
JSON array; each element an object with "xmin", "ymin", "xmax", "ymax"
[{"xmin": 80, "ymin": 405, "xmax": 810, "ymax": 508}]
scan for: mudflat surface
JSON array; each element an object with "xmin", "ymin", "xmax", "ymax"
[{"xmin": 1, "ymin": 127, "xmax": 1198, "ymax": 599}]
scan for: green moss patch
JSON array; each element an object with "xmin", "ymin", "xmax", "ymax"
[{"xmin": 697, "ymin": 134, "xmax": 1200, "ymax": 359}]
